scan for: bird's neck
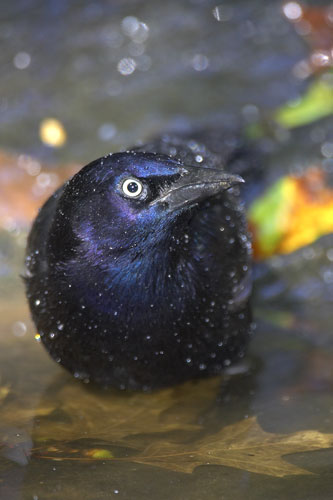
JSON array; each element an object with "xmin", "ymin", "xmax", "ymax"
[
  {"xmin": 107, "ymin": 234, "xmax": 194, "ymax": 304},
  {"xmin": 72, "ymin": 221, "xmax": 197, "ymax": 315}
]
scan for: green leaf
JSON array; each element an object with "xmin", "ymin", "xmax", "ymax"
[
  {"xmin": 275, "ymin": 77, "xmax": 333, "ymax": 129},
  {"xmin": 248, "ymin": 178, "xmax": 292, "ymax": 257}
]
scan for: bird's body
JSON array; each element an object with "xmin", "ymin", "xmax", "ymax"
[{"xmin": 25, "ymin": 130, "xmax": 253, "ymax": 390}]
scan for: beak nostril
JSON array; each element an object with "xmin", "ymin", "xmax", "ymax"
[{"xmin": 153, "ymin": 165, "xmax": 245, "ymax": 210}]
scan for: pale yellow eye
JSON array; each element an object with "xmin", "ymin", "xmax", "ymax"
[{"xmin": 122, "ymin": 178, "xmax": 143, "ymax": 198}]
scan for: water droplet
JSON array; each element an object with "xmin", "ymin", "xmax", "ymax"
[
  {"xmin": 12, "ymin": 321, "xmax": 27, "ymax": 337},
  {"xmin": 117, "ymin": 57, "xmax": 136, "ymax": 75},
  {"xmin": 321, "ymin": 142, "xmax": 333, "ymax": 158},
  {"xmin": 212, "ymin": 5, "xmax": 234, "ymax": 22},
  {"xmin": 98, "ymin": 123, "xmax": 117, "ymax": 141},
  {"xmin": 13, "ymin": 51, "xmax": 31, "ymax": 69},
  {"xmin": 323, "ymin": 269, "xmax": 333, "ymax": 284},
  {"xmin": 121, "ymin": 16, "xmax": 140, "ymax": 36},
  {"xmin": 191, "ymin": 54, "xmax": 209, "ymax": 71},
  {"xmin": 282, "ymin": 2, "xmax": 303, "ymax": 21}
]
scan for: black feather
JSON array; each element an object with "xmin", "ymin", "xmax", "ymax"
[{"xmin": 25, "ymin": 129, "xmax": 254, "ymax": 390}]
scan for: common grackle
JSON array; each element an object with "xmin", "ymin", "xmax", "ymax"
[{"xmin": 25, "ymin": 131, "xmax": 254, "ymax": 390}]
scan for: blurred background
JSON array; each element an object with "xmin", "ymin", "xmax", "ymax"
[
  {"xmin": 1, "ymin": 1, "xmax": 333, "ymax": 499},
  {"xmin": 0, "ymin": 0, "xmax": 320, "ymax": 164},
  {"xmin": 1, "ymin": 0, "xmax": 333, "ymax": 240}
]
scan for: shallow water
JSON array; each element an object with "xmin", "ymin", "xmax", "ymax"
[{"xmin": 1, "ymin": 0, "xmax": 333, "ymax": 499}]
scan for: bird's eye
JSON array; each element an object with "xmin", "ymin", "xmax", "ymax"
[{"xmin": 121, "ymin": 178, "xmax": 143, "ymax": 198}]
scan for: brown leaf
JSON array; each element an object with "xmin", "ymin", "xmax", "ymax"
[
  {"xmin": 282, "ymin": 2, "xmax": 333, "ymax": 76},
  {"xmin": 130, "ymin": 416, "xmax": 333, "ymax": 477},
  {"xmin": 33, "ymin": 376, "xmax": 222, "ymax": 445},
  {"xmin": 34, "ymin": 416, "xmax": 333, "ymax": 478},
  {"xmin": 0, "ymin": 150, "xmax": 80, "ymax": 231}
]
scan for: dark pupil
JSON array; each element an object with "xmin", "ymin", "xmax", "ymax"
[{"xmin": 127, "ymin": 182, "xmax": 139, "ymax": 193}]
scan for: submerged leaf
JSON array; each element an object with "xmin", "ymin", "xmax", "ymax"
[
  {"xmin": 34, "ymin": 417, "xmax": 333, "ymax": 478},
  {"xmin": 129, "ymin": 416, "xmax": 333, "ymax": 477},
  {"xmin": 32, "ymin": 377, "xmax": 222, "ymax": 445},
  {"xmin": 86, "ymin": 449, "xmax": 114, "ymax": 459}
]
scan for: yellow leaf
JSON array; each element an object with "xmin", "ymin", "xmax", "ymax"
[
  {"xmin": 249, "ymin": 167, "xmax": 333, "ymax": 258},
  {"xmin": 0, "ymin": 384, "xmax": 10, "ymax": 404},
  {"xmin": 39, "ymin": 118, "xmax": 67, "ymax": 148},
  {"xmin": 86, "ymin": 449, "xmax": 114, "ymax": 459},
  {"xmin": 274, "ymin": 78, "xmax": 333, "ymax": 129}
]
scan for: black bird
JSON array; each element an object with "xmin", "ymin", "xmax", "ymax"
[{"xmin": 25, "ymin": 130, "xmax": 253, "ymax": 390}]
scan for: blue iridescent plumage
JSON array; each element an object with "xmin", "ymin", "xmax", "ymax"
[{"xmin": 25, "ymin": 130, "xmax": 253, "ymax": 390}]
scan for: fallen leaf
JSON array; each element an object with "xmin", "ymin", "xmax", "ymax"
[
  {"xmin": 85, "ymin": 448, "xmax": 114, "ymax": 459},
  {"xmin": 33, "ymin": 417, "xmax": 333, "ymax": 478},
  {"xmin": 32, "ymin": 376, "xmax": 222, "ymax": 445},
  {"xmin": 274, "ymin": 78, "xmax": 333, "ymax": 129},
  {"xmin": 282, "ymin": 2, "xmax": 333, "ymax": 76},
  {"xmin": 249, "ymin": 167, "xmax": 333, "ymax": 258},
  {"xmin": 0, "ymin": 150, "xmax": 80, "ymax": 231},
  {"xmin": 130, "ymin": 416, "xmax": 333, "ymax": 477}
]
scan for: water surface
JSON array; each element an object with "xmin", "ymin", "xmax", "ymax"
[{"xmin": 1, "ymin": 1, "xmax": 333, "ymax": 499}]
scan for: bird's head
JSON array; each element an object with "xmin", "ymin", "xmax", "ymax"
[{"xmin": 49, "ymin": 151, "xmax": 243, "ymax": 262}]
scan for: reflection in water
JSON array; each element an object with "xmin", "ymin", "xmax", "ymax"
[{"xmin": 1, "ymin": 0, "xmax": 333, "ymax": 498}]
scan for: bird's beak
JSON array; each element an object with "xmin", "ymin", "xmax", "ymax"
[{"xmin": 153, "ymin": 165, "xmax": 244, "ymax": 211}]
